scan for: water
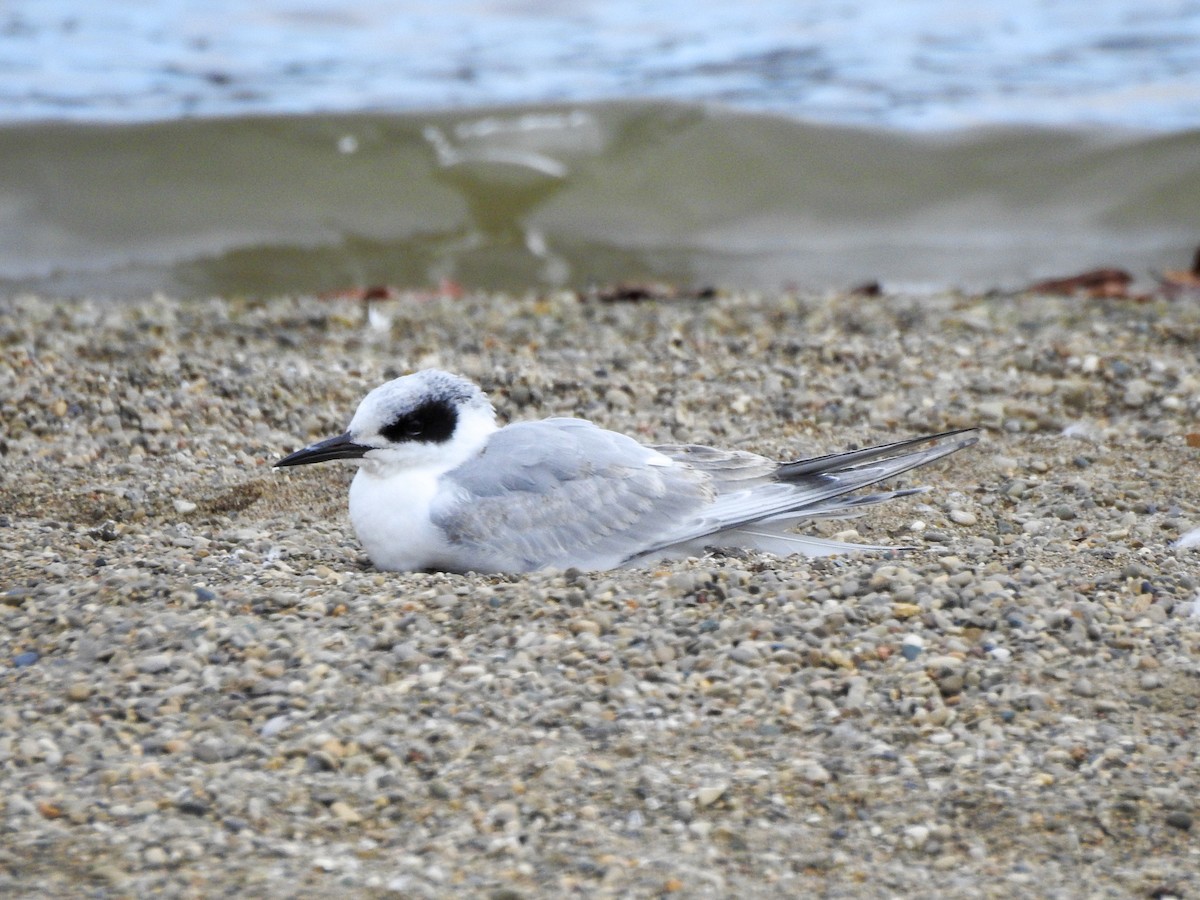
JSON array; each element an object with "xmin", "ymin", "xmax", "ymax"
[
  {"xmin": 6, "ymin": 0, "xmax": 1200, "ymax": 129},
  {"xmin": 2, "ymin": 1, "xmax": 1199, "ymax": 297}
]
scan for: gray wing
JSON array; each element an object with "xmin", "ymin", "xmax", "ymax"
[
  {"xmin": 430, "ymin": 419, "xmax": 714, "ymax": 572},
  {"xmin": 649, "ymin": 443, "xmax": 778, "ymax": 490},
  {"xmin": 637, "ymin": 428, "xmax": 979, "ymax": 556}
]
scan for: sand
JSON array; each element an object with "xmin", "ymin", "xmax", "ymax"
[{"xmin": 1, "ymin": 288, "xmax": 1198, "ymax": 898}]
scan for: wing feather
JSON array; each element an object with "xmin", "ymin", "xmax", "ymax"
[
  {"xmin": 432, "ymin": 422, "xmax": 976, "ymax": 571},
  {"xmin": 649, "ymin": 444, "xmax": 777, "ymax": 489},
  {"xmin": 431, "ymin": 419, "xmax": 713, "ymax": 572},
  {"xmin": 639, "ymin": 429, "xmax": 978, "ymax": 556}
]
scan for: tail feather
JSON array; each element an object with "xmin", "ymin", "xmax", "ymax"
[
  {"xmin": 637, "ymin": 428, "xmax": 978, "ymax": 560},
  {"xmin": 730, "ymin": 526, "xmax": 906, "ymax": 557},
  {"xmin": 766, "ymin": 486, "xmax": 928, "ymax": 522},
  {"xmin": 776, "ymin": 427, "xmax": 977, "ymax": 479}
]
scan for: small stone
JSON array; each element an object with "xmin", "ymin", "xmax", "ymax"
[
  {"xmin": 949, "ymin": 509, "xmax": 977, "ymax": 526},
  {"xmin": 893, "ymin": 603, "xmax": 922, "ymax": 619},
  {"xmin": 260, "ymin": 715, "xmax": 290, "ymax": 738},
  {"xmin": 13, "ymin": 651, "xmax": 39, "ymax": 668},
  {"xmin": 977, "ymin": 401, "xmax": 1006, "ymax": 424},
  {"xmin": 1071, "ymin": 678, "xmax": 1097, "ymax": 698},
  {"xmin": 2, "ymin": 589, "xmax": 32, "ymax": 607},
  {"xmin": 137, "ymin": 653, "xmax": 173, "ymax": 674},
  {"xmin": 306, "ymin": 751, "xmax": 339, "ymax": 772},
  {"xmin": 729, "ymin": 644, "xmax": 760, "ymax": 664},
  {"xmin": 193, "ymin": 739, "xmax": 229, "ymax": 763},
  {"xmin": 330, "ymin": 801, "xmax": 362, "ymax": 824},
  {"xmin": 66, "ymin": 682, "xmax": 91, "ymax": 702},
  {"xmin": 696, "ymin": 783, "xmax": 727, "ymax": 808},
  {"xmin": 900, "ymin": 635, "xmax": 924, "ymax": 661},
  {"xmin": 936, "ymin": 673, "xmax": 964, "ymax": 697},
  {"xmin": 143, "ymin": 847, "xmax": 169, "ymax": 867},
  {"xmin": 177, "ymin": 798, "xmax": 210, "ymax": 816},
  {"xmin": 487, "ymin": 801, "xmax": 519, "ymax": 829},
  {"xmin": 903, "ymin": 825, "xmax": 930, "ymax": 850},
  {"xmin": 688, "ymin": 820, "xmax": 712, "ymax": 838},
  {"xmin": 173, "ymin": 499, "xmax": 197, "ymax": 514},
  {"xmin": 992, "ymin": 454, "xmax": 1019, "ymax": 473},
  {"xmin": 1122, "ymin": 379, "xmax": 1152, "ymax": 407},
  {"xmin": 797, "ymin": 762, "xmax": 831, "ymax": 784},
  {"xmin": 1165, "ymin": 811, "xmax": 1192, "ymax": 831},
  {"xmin": 925, "ymin": 655, "xmax": 964, "ymax": 672}
]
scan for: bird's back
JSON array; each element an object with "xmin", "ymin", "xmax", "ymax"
[{"xmin": 430, "ymin": 418, "xmax": 715, "ymax": 572}]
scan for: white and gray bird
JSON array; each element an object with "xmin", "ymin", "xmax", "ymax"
[{"xmin": 275, "ymin": 369, "xmax": 977, "ymax": 573}]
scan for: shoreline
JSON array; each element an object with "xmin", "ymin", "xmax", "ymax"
[
  {"xmin": 2, "ymin": 289, "xmax": 1198, "ymax": 897},
  {"xmin": 4, "ymin": 110, "xmax": 1199, "ymax": 299}
]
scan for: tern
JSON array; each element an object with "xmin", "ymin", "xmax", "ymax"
[{"xmin": 275, "ymin": 369, "xmax": 977, "ymax": 573}]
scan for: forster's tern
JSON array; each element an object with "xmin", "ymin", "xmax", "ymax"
[{"xmin": 275, "ymin": 369, "xmax": 977, "ymax": 573}]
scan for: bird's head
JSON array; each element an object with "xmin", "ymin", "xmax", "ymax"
[{"xmin": 274, "ymin": 369, "xmax": 498, "ymax": 475}]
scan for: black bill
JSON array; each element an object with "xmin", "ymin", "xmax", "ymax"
[{"xmin": 274, "ymin": 432, "xmax": 370, "ymax": 467}]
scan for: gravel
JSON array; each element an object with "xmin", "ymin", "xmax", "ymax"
[{"xmin": 1, "ymin": 288, "xmax": 1199, "ymax": 897}]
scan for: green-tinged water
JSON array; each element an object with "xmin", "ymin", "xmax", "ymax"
[{"xmin": 2, "ymin": 101, "xmax": 1197, "ymax": 298}]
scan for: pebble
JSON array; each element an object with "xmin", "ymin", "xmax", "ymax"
[
  {"xmin": 65, "ymin": 682, "xmax": 91, "ymax": 702},
  {"xmin": 193, "ymin": 739, "xmax": 230, "ymax": 763},
  {"xmin": 900, "ymin": 634, "xmax": 925, "ymax": 661},
  {"xmin": 1138, "ymin": 672, "xmax": 1163, "ymax": 689},
  {"xmin": 136, "ymin": 652, "xmax": 173, "ymax": 674},
  {"xmin": 903, "ymin": 825, "xmax": 931, "ymax": 850},
  {"xmin": 949, "ymin": 509, "xmax": 977, "ymax": 526},
  {"xmin": 330, "ymin": 801, "xmax": 362, "ymax": 824},
  {"xmin": 1072, "ymin": 678, "xmax": 1097, "ymax": 698},
  {"xmin": 1165, "ymin": 812, "xmax": 1193, "ymax": 831},
  {"xmin": 1, "ymin": 290, "xmax": 1198, "ymax": 898},
  {"xmin": 796, "ymin": 762, "xmax": 832, "ymax": 784},
  {"xmin": 696, "ymin": 784, "xmax": 728, "ymax": 808}
]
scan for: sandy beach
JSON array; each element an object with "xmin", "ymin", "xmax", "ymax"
[{"xmin": 1, "ymin": 288, "xmax": 1198, "ymax": 898}]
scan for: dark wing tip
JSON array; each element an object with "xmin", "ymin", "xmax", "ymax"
[{"xmin": 777, "ymin": 427, "xmax": 979, "ymax": 480}]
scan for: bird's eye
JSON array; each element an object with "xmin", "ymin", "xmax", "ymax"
[{"xmin": 379, "ymin": 399, "xmax": 457, "ymax": 444}]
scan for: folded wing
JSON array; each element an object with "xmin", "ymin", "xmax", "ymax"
[
  {"xmin": 434, "ymin": 423, "xmax": 976, "ymax": 571},
  {"xmin": 431, "ymin": 418, "xmax": 714, "ymax": 572},
  {"xmin": 637, "ymin": 428, "xmax": 978, "ymax": 558}
]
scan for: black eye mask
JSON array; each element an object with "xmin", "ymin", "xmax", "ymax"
[{"xmin": 379, "ymin": 398, "xmax": 458, "ymax": 444}]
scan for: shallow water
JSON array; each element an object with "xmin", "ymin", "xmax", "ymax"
[
  {"xmin": 5, "ymin": 0, "xmax": 1200, "ymax": 130},
  {"xmin": 2, "ymin": 103, "xmax": 1197, "ymax": 297},
  {"xmin": 3, "ymin": 1, "xmax": 1199, "ymax": 296}
]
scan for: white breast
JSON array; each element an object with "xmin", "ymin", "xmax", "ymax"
[{"xmin": 348, "ymin": 465, "xmax": 452, "ymax": 571}]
